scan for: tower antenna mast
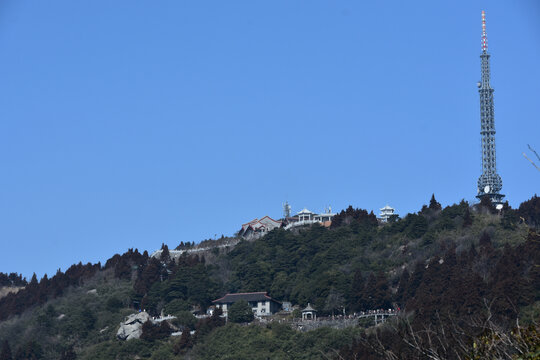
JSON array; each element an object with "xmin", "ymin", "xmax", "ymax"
[
  {"xmin": 476, "ymin": 10, "xmax": 504, "ymax": 204},
  {"xmin": 482, "ymin": 10, "xmax": 488, "ymax": 52}
]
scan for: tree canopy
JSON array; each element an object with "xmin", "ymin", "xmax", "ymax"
[{"xmin": 227, "ymin": 300, "xmax": 255, "ymax": 323}]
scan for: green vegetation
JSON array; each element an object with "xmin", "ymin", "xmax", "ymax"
[
  {"xmin": 0, "ymin": 276, "xmax": 134, "ymax": 359},
  {"xmin": 142, "ymin": 262, "xmax": 222, "ymax": 314},
  {"xmin": 0, "ymin": 195, "xmax": 538, "ymax": 359},
  {"xmin": 192, "ymin": 323, "xmax": 362, "ymax": 360},
  {"xmin": 227, "ymin": 300, "xmax": 254, "ymax": 323}
]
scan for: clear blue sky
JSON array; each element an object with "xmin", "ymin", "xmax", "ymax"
[{"xmin": 1, "ymin": 1, "xmax": 538, "ymax": 279}]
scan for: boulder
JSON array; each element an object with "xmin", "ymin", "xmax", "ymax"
[{"xmin": 116, "ymin": 311, "xmax": 151, "ymax": 340}]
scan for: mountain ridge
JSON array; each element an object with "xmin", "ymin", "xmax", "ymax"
[{"xmin": 0, "ymin": 195, "xmax": 538, "ymax": 359}]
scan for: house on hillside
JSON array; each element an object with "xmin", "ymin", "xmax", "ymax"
[
  {"xmin": 212, "ymin": 292, "xmax": 281, "ymax": 317},
  {"xmin": 285, "ymin": 207, "xmax": 335, "ymax": 229},
  {"xmin": 238, "ymin": 216, "xmax": 282, "ymax": 239}
]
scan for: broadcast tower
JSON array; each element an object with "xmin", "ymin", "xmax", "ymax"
[{"xmin": 476, "ymin": 11, "xmax": 504, "ymax": 204}]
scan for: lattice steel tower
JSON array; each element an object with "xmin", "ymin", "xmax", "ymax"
[{"xmin": 476, "ymin": 11, "xmax": 504, "ymax": 204}]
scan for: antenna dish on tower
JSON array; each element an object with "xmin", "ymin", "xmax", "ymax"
[{"xmin": 283, "ymin": 201, "xmax": 291, "ymax": 218}]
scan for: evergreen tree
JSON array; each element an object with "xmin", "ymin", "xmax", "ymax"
[
  {"xmin": 479, "ymin": 231, "xmax": 492, "ymax": 248},
  {"xmin": 395, "ymin": 269, "xmax": 410, "ymax": 304},
  {"xmin": 194, "ymin": 307, "xmax": 225, "ymax": 342},
  {"xmin": 173, "ymin": 330, "xmax": 193, "ymax": 354},
  {"xmin": 134, "ymin": 257, "xmax": 162, "ymax": 297},
  {"xmin": 429, "ymin": 194, "xmax": 442, "ymax": 211},
  {"xmin": 360, "ymin": 273, "xmax": 377, "ymax": 310},
  {"xmin": 141, "ymin": 320, "xmax": 171, "ymax": 341},
  {"xmin": 161, "ymin": 243, "xmax": 170, "ymax": 263},
  {"xmin": 479, "ymin": 196, "xmax": 496, "ymax": 214},
  {"xmin": 407, "ymin": 215, "xmax": 428, "ymax": 238},
  {"xmin": 209, "ymin": 307, "xmax": 225, "ymax": 328},
  {"xmin": 372, "ymin": 271, "xmax": 392, "ymax": 309},
  {"xmin": 463, "ymin": 206, "xmax": 473, "ymax": 227},
  {"xmin": 0, "ymin": 340, "xmax": 12, "ymax": 360},
  {"xmin": 227, "ymin": 300, "xmax": 254, "ymax": 323},
  {"xmin": 349, "ymin": 270, "xmax": 364, "ymax": 311},
  {"xmin": 324, "ymin": 288, "xmax": 345, "ymax": 316},
  {"xmin": 60, "ymin": 347, "xmax": 76, "ymax": 360},
  {"xmin": 14, "ymin": 341, "xmax": 42, "ymax": 360},
  {"xmin": 405, "ymin": 262, "xmax": 425, "ymax": 301}
]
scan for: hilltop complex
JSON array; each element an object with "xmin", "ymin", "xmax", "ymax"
[{"xmin": 238, "ymin": 206, "xmax": 336, "ymax": 239}]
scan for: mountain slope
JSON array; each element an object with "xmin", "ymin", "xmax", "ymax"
[{"xmin": 0, "ymin": 195, "xmax": 538, "ymax": 359}]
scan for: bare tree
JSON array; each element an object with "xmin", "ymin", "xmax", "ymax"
[
  {"xmin": 523, "ymin": 144, "xmax": 540, "ymax": 172},
  {"xmin": 350, "ymin": 302, "xmax": 539, "ymax": 360}
]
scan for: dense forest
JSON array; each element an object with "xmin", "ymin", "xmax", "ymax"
[{"xmin": 0, "ymin": 195, "xmax": 538, "ymax": 359}]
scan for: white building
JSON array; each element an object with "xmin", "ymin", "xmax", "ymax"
[
  {"xmin": 212, "ymin": 292, "xmax": 282, "ymax": 317},
  {"xmin": 239, "ymin": 216, "xmax": 282, "ymax": 239},
  {"xmin": 379, "ymin": 205, "xmax": 397, "ymax": 222},
  {"xmin": 297, "ymin": 208, "xmax": 315, "ymax": 222},
  {"xmin": 285, "ymin": 207, "xmax": 335, "ymax": 229}
]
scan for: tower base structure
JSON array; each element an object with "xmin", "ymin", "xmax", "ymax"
[{"xmin": 476, "ymin": 192, "xmax": 505, "ymax": 205}]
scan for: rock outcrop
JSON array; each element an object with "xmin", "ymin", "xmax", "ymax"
[
  {"xmin": 116, "ymin": 311, "xmax": 151, "ymax": 340},
  {"xmin": 0, "ymin": 286, "xmax": 24, "ymax": 300}
]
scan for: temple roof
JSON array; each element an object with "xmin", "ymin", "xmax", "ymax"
[{"xmin": 302, "ymin": 303, "xmax": 317, "ymax": 312}]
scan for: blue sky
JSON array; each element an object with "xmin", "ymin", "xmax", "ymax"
[{"xmin": 0, "ymin": 1, "xmax": 539, "ymax": 279}]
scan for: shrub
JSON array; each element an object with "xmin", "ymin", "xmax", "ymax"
[
  {"xmin": 171, "ymin": 311, "xmax": 197, "ymax": 330},
  {"xmin": 227, "ymin": 300, "xmax": 254, "ymax": 323},
  {"xmin": 106, "ymin": 297, "xmax": 123, "ymax": 311},
  {"xmin": 141, "ymin": 321, "xmax": 171, "ymax": 341}
]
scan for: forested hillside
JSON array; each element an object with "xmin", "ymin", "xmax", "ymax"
[{"xmin": 0, "ymin": 195, "xmax": 538, "ymax": 359}]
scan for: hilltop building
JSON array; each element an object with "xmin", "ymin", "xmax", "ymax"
[
  {"xmin": 212, "ymin": 292, "xmax": 281, "ymax": 317},
  {"xmin": 379, "ymin": 205, "xmax": 397, "ymax": 223},
  {"xmin": 239, "ymin": 205, "xmax": 336, "ymax": 237},
  {"xmin": 297, "ymin": 208, "xmax": 315, "ymax": 222},
  {"xmin": 238, "ymin": 216, "xmax": 282, "ymax": 239},
  {"xmin": 284, "ymin": 207, "xmax": 335, "ymax": 229}
]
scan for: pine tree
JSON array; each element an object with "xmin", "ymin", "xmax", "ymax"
[
  {"xmin": 161, "ymin": 243, "xmax": 170, "ymax": 263},
  {"xmin": 395, "ymin": 269, "xmax": 410, "ymax": 304},
  {"xmin": 479, "ymin": 231, "xmax": 493, "ymax": 249},
  {"xmin": 227, "ymin": 300, "xmax": 254, "ymax": 323},
  {"xmin": 60, "ymin": 347, "xmax": 76, "ymax": 360},
  {"xmin": 324, "ymin": 288, "xmax": 345, "ymax": 316},
  {"xmin": 350, "ymin": 269, "xmax": 364, "ymax": 311},
  {"xmin": 405, "ymin": 262, "xmax": 425, "ymax": 301},
  {"xmin": 0, "ymin": 340, "xmax": 12, "ymax": 360},
  {"xmin": 173, "ymin": 330, "xmax": 193, "ymax": 354},
  {"xmin": 463, "ymin": 207, "xmax": 473, "ymax": 227},
  {"xmin": 372, "ymin": 271, "xmax": 392, "ymax": 309},
  {"xmin": 14, "ymin": 341, "xmax": 42, "ymax": 360},
  {"xmin": 429, "ymin": 194, "xmax": 442, "ymax": 211},
  {"xmin": 479, "ymin": 195, "xmax": 496, "ymax": 214},
  {"xmin": 360, "ymin": 273, "xmax": 377, "ymax": 310}
]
